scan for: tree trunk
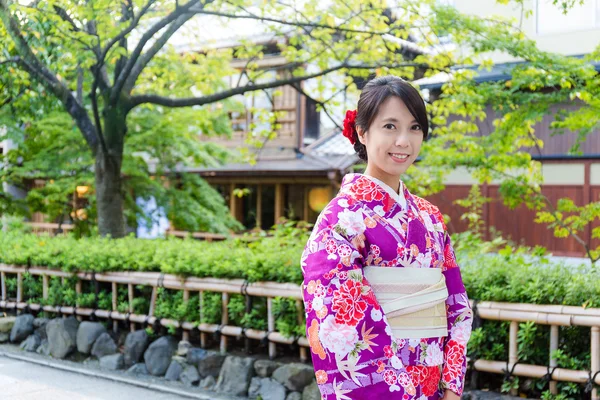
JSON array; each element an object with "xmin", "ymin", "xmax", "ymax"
[
  {"xmin": 95, "ymin": 108, "xmax": 127, "ymax": 238},
  {"xmin": 95, "ymin": 150, "xmax": 125, "ymax": 238}
]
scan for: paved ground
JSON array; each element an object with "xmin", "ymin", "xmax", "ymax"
[{"xmin": 0, "ymin": 356, "xmax": 184, "ymax": 400}]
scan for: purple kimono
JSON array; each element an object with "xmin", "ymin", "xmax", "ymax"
[{"xmin": 301, "ymin": 173, "xmax": 473, "ymax": 399}]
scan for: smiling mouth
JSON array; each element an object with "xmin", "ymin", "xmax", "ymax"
[{"xmin": 389, "ymin": 153, "xmax": 410, "ymax": 160}]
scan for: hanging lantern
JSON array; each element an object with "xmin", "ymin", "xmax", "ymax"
[
  {"xmin": 76, "ymin": 185, "xmax": 89, "ymax": 198},
  {"xmin": 308, "ymin": 187, "xmax": 331, "ymax": 213}
]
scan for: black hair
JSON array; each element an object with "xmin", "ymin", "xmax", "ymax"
[{"xmin": 351, "ymin": 75, "xmax": 429, "ymax": 162}]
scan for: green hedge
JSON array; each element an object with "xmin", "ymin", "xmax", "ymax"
[
  {"xmin": 0, "ymin": 225, "xmax": 307, "ymax": 283},
  {"xmin": 0, "ymin": 227, "xmax": 598, "ymax": 398}
]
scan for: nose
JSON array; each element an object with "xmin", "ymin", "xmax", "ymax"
[{"xmin": 395, "ymin": 131, "xmax": 410, "ymax": 148}]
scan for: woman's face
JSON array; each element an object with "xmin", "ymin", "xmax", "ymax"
[{"xmin": 357, "ymin": 96, "xmax": 424, "ymax": 190}]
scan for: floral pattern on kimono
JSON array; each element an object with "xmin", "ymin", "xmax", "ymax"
[{"xmin": 301, "ymin": 173, "xmax": 473, "ymax": 400}]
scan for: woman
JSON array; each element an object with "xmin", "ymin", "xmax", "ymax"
[{"xmin": 301, "ymin": 76, "xmax": 472, "ymax": 400}]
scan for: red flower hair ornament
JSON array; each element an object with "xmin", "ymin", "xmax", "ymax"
[{"xmin": 342, "ymin": 109, "xmax": 357, "ymax": 145}]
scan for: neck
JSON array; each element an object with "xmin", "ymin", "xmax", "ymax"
[{"xmin": 363, "ymin": 167, "xmax": 400, "ymax": 193}]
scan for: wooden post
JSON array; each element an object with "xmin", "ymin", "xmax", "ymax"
[
  {"xmin": 296, "ymin": 299, "xmax": 307, "ymax": 362},
  {"xmin": 549, "ymin": 325, "xmax": 559, "ymax": 394},
  {"xmin": 220, "ymin": 292, "xmax": 229, "ymax": 354},
  {"xmin": 148, "ymin": 287, "xmax": 157, "ymax": 318},
  {"xmin": 275, "ymin": 183, "xmax": 284, "ymax": 224},
  {"xmin": 112, "ymin": 282, "xmax": 118, "ymax": 333},
  {"xmin": 16, "ymin": 273, "xmax": 22, "ymax": 304},
  {"xmin": 584, "ymin": 162, "xmax": 592, "ymax": 252},
  {"xmin": 42, "ymin": 275, "xmax": 48, "ymax": 301},
  {"xmin": 267, "ymin": 297, "xmax": 276, "ymax": 359},
  {"xmin": 1, "ymin": 272, "xmax": 5, "ymax": 301},
  {"xmin": 229, "ymin": 183, "xmax": 237, "ymax": 221},
  {"xmin": 303, "ymin": 186, "xmax": 309, "ymax": 222},
  {"xmin": 182, "ymin": 290, "xmax": 190, "ymax": 341},
  {"xmin": 482, "ymin": 182, "xmax": 490, "ymax": 242},
  {"xmin": 75, "ymin": 280, "xmax": 82, "ymax": 321},
  {"xmin": 256, "ymin": 184, "xmax": 263, "ymax": 229},
  {"xmin": 592, "ymin": 326, "xmax": 600, "ymax": 400},
  {"xmin": 509, "ymin": 321, "xmax": 519, "ymax": 396},
  {"xmin": 199, "ymin": 290, "xmax": 206, "ymax": 348},
  {"xmin": 128, "ymin": 283, "xmax": 135, "ymax": 332}
]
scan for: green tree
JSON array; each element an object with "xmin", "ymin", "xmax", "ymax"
[
  {"xmin": 0, "ymin": 0, "xmax": 439, "ymax": 237},
  {"xmin": 0, "ymin": 0, "xmax": 598, "ymax": 254}
]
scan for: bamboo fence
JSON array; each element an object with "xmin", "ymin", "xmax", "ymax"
[{"xmin": 0, "ymin": 263, "xmax": 599, "ymax": 399}]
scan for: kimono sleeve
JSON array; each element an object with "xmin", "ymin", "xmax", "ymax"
[
  {"xmin": 440, "ymin": 230, "xmax": 473, "ymax": 396},
  {"xmin": 300, "ymin": 201, "xmax": 402, "ymax": 398}
]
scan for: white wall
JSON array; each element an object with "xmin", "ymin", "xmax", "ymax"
[{"xmin": 452, "ymin": 0, "xmax": 600, "ymax": 62}]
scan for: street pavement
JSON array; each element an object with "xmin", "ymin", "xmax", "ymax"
[{"xmin": 0, "ymin": 356, "xmax": 180, "ymax": 400}]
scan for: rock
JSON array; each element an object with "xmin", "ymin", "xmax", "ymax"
[
  {"xmin": 144, "ymin": 336, "xmax": 177, "ymax": 376},
  {"xmin": 273, "ymin": 363, "xmax": 315, "ymax": 392},
  {"xmin": 34, "ymin": 320, "xmax": 49, "ymax": 341},
  {"xmin": 91, "ymin": 332, "xmax": 117, "ymax": 359},
  {"xmin": 123, "ymin": 330, "xmax": 149, "ymax": 367},
  {"xmin": 302, "ymin": 381, "xmax": 321, "ymax": 400},
  {"xmin": 100, "ymin": 353, "xmax": 124, "ymax": 370},
  {"xmin": 33, "ymin": 318, "xmax": 49, "ymax": 329},
  {"xmin": 287, "ymin": 392, "xmax": 302, "ymax": 400},
  {"xmin": 177, "ymin": 340, "xmax": 192, "ymax": 357},
  {"xmin": 254, "ymin": 359, "xmax": 282, "ymax": 378},
  {"xmin": 186, "ymin": 347, "xmax": 208, "ymax": 366},
  {"xmin": 180, "ymin": 364, "xmax": 201, "ymax": 386},
  {"xmin": 19, "ymin": 334, "xmax": 41, "ymax": 352},
  {"xmin": 165, "ymin": 360, "xmax": 184, "ymax": 381},
  {"xmin": 302, "ymin": 381, "xmax": 320, "ymax": 400},
  {"xmin": 197, "ymin": 351, "xmax": 227, "ymax": 378},
  {"xmin": 0, "ymin": 317, "xmax": 16, "ymax": 333},
  {"xmin": 126, "ymin": 363, "xmax": 149, "ymax": 375},
  {"xmin": 172, "ymin": 355, "xmax": 186, "ymax": 364},
  {"xmin": 82, "ymin": 357, "xmax": 99, "ymax": 368},
  {"xmin": 36, "ymin": 339, "xmax": 50, "ymax": 356},
  {"xmin": 200, "ymin": 375, "xmax": 216, "ymax": 390},
  {"xmin": 248, "ymin": 377, "xmax": 287, "ymax": 400},
  {"xmin": 10, "ymin": 314, "xmax": 34, "ymax": 343},
  {"xmin": 46, "ymin": 317, "xmax": 79, "ymax": 359},
  {"xmin": 0, "ymin": 333, "xmax": 9, "ymax": 343},
  {"xmin": 76, "ymin": 321, "xmax": 106, "ymax": 354},
  {"xmin": 215, "ymin": 356, "xmax": 255, "ymax": 396}
]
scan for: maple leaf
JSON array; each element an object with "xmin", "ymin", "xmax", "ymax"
[
  {"xmin": 361, "ymin": 323, "xmax": 379, "ymax": 353},
  {"xmin": 335, "ymin": 353, "xmax": 368, "ymax": 386},
  {"xmin": 332, "ymin": 377, "xmax": 353, "ymax": 400}
]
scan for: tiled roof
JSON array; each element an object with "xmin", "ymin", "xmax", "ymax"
[
  {"xmin": 415, "ymin": 55, "xmax": 600, "ymax": 90},
  {"xmin": 184, "ymin": 130, "xmax": 359, "ymax": 176}
]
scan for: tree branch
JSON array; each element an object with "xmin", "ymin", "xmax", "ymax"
[
  {"xmin": 52, "ymin": 4, "xmax": 81, "ymax": 32},
  {"xmin": 196, "ymin": 7, "xmax": 399, "ymax": 37},
  {"xmin": 100, "ymin": 0, "xmax": 156, "ymax": 77},
  {"xmin": 122, "ymin": 11, "xmax": 196, "ymax": 94},
  {"xmin": 111, "ymin": 0, "xmax": 201, "ymax": 104},
  {"xmin": 128, "ymin": 62, "xmax": 426, "ymax": 109},
  {"xmin": 0, "ymin": 1, "xmax": 99, "ymax": 151}
]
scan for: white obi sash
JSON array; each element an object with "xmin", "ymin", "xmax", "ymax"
[{"xmin": 363, "ymin": 266, "xmax": 449, "ymax": 339}]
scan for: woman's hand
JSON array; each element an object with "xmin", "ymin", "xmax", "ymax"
[{"xmin": 442, "ymin": 390, "xmax": 461, "ymax": 400}]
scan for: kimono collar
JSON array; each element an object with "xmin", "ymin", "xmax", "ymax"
[{"xmin": 341, "ymin": 173, "xmax": 408, "ymax": 209}]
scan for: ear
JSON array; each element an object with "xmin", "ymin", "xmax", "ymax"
[{"xmin": 356, "ymin": 126, "xmax": 366, "ymax": 145}]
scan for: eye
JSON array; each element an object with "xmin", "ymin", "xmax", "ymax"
[
  {"xmin": 383, "ymin": 123, "xmax": 396, "ymax": 130},
  {"xmin": 411, "ymin": 124, "xmax": 422, "ymax": 131}
]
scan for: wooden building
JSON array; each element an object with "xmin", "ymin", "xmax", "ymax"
[
  {"xmin": 188, "ymin": 58, "xmax": 358, "ymax": 229},
  {"xmin": 418, "ymin": 60, "xmax": 600, "ymax": 257}
]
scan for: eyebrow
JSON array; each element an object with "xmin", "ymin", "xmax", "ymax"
[{"xmin": 381, "ymin": 117, "xmax": 419, "ymax": 124}]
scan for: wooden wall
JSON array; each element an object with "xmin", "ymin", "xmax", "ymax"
[{"xmin": 426, "ymin": 160, "xmax": 599, "ymax": 257}]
